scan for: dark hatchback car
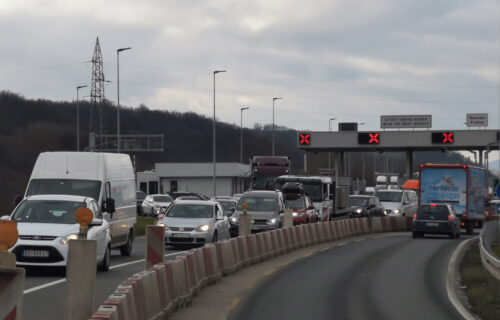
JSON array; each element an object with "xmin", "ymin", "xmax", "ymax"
[
  {"xmin": 349, "ymin": 195, "xmax": 385, "ymax": 218},
  {"xmin": 412, "ymin": 204, "xmax": 462, "ymax": 238}
]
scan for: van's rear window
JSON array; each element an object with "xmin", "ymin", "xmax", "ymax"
[{"xmin": 26, "ymin": 179, "xmax": 101, "ymax": 202}]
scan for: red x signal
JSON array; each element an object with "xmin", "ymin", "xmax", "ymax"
[
  {"xmin": 369, "ymin": 133, "xmax": 379, "ymax": 144},
  {"xmin": 442, "ymin": 132, "xmax": 453, "ymax": 143},
  {"xmin": 299, "ymin": 133, "xmax": 310, "ymax": 145}
]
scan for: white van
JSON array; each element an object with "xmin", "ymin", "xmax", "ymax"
[{"xmin": 19, "ymin": 152, "xmax": 137, "ymax": 256}]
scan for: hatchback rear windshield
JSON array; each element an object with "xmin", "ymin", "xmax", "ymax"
[
  {"xmin": 166, "ymin": 204, "xmax": 213, "ymax": 218},
  {"xmin": 417, "ymin": 205, "xmax": 450, "ymax": 219},
  {"xmin": 285, "ymin": 197, "xmax": 306, "ymax": 210},
  {"xmin": 375, "ymin": 191, "xmax": 402, "ymax": 202},
  {"xmin": 153, "ymin": 195, "xmax": 173, "ymax": 203}
]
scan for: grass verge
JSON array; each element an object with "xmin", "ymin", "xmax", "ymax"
[
  {"xmin": 136, "ymin": 217, "xmax": 157, "ymax": 236},
  {"xmin": 460, "ymin": 242, "xmax": 500, "ymax": 319}
]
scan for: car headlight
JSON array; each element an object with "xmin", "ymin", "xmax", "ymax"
[
  {"xmin": 393, "ymin": 209, "xmax": 400, "ymax": 214},
  {"xmin": 230, "ymin": 217, "xmax": 239, "ymax": 223},
  {"xmin": 60, "ymin": 233, "xmax": 78, "ymax": 245},
  {"xmin": 356, "ymin": 208, "xmax": 362, "ymax": 214},
  {"xmin": 268, "ymin": 218, "xmax": 278, "ymax": 225},
  {"xmin": 196, "ymin": 224, "xmax": 210, "ymax": 232},
  {"xmin": 157, "ymin": 222, "xmax": 168, "ymax": 230}
]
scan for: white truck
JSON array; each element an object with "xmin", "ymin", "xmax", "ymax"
[{"xmin": 17, "ymin": 152, "xmax": 137, "ymax": 256}]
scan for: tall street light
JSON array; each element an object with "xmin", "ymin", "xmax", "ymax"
[
  {"xmin": 76, "ymin": 85, "xmax": 87, "ymax": 152},
  {"xmin": 272, "ymin": 97, "xmax": 282, "ymax": 156},
  {"xmin": 240, "ymin": 107, "xmax": 250, "ymax": 164},
  {"xmin": 116, "ymin": 46, "xmax": 131, "ymax": 153},
  {"xmin": 328, "ymin": 117, "xmax": 336, "ymax": 170},
  {"xmin": 213, "ymin": 70, "xmax": 226, "ymax": 197}
]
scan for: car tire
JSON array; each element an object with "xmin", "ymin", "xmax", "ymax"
[
  {"xmin": 98, "ymin": 244, "xmax": 111, "ymax": 272},
  {"xmin": 449, "ymin": 232, "xmax": 456, "ymax": 239},
  {"xmin": 212, "ymin": 232, "xmax": 218, "ymax": 243},
  {"xmin": 120, "ymin": 231, "xmax": 133, "ymax": 256}
]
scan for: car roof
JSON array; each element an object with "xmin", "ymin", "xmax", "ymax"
[
  {"xmin": 25, "ymin": 194, "xmax": 90, "ymax": 202},
  {"xmin": 173, "ymin": 200, "xmax": 217, "ymax": 205},
  {"xmin": 243, "ymin": 190, "xmax": 281, "ymax": 197},
  {"xmin": 350, "ymin": 195, "xmax": 371, "ymax": 198},
  {"xmin": 375, "ymin": 189, "xmax": 403, "ymax": 193}
]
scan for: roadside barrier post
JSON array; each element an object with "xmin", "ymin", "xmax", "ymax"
[
  {"xmin": 283, "ymin": 209, "xmax": 294, "ymax": 228},
  {"xmin": 65, "ymin": 207, "xmax": 97, "ymax": 320},
  {"xmin": 239, "ymin": 202, "xmax": 251, "ymax": 236},
  {"xmin": 0, "ymin": 220, "xmax": 25, "ymax": 320},
  {"xmin": 146, "ymin": 226, "xmax": 165, "ymax": 269}
]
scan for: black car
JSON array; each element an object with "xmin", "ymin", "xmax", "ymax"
[
  {"xmin": 136, "ymin": 190, "xmax": 146, "ymax": 216},
  {"xmin": 349, "ymin": 195, "xmax": 385, "ymax": 218},
  {"xmin": 169, "ymin": 191, "xmax": 207, "ymax": 200},
  {"xmin": 412, "ymin": 204, "xmax": 461, "ymax": 238}
]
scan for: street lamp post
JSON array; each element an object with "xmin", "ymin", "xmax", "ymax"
[
  {"xmin": 272, "ymin": 97, "xmax": 282, "ymax": 156},
  {"xmin": 328, "ymin": 118, "xmax": 336, "ymax": 170},
  {"xmin": 116, "ymin": 47, "xmax": 131, "ymax": 153},
  {"xmin": 213, "ymin": 70, "xmax": 226, "ymax": 197},
  {"xmin": 76, "ymin": 85, "xmax": 88, "ymax": 152},
  {"xmin": 240, "ymin": 107, "xmax": 250, "ymax": 164}
]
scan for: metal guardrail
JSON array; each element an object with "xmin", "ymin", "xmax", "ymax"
[{"xmin": 479, "ymin": 221, "xmax": 500, "ymax": 295}]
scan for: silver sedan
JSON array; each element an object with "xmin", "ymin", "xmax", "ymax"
[{"xmin": 157, "ymin": 200, "xmax": 230, "ymax": 246}]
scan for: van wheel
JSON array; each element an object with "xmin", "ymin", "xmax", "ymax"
[
  {"xmin": 120, "ymin": 231, "xmax": 133, "ymax": 256},
  {"xmin": 98, "ymin": 244, "xmax": 111, "ymax": 272}
]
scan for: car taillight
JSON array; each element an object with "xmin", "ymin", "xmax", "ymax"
[
  {"xmin": 461, "ymin": 222, "xmax": 465, "ymax": 227},
  {"xmin": 413, "ymin": 213, "xmax": 417, "ymax": 221},
  {"xmin": 448, "ymin": 215, "xmax": 453, "ymax": 222}
]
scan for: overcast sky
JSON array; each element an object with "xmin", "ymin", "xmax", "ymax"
[{"xmin": 0, "ymin": 0, "xmax": 499, "ymax": 136}]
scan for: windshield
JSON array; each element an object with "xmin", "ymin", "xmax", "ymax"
[
  {"xmin": 237, "ymin": 197, "xmax": 278, "ymax": 212},
  {"xmin": 349, "ymin": 197, "xmax": 368, "ymax": 207},
  {"xmin": 26, "ymin": 179, "xmax": 101, "ymax": 202},
  {"xmin": 153, "ymin": 195, "xmax": 173, "ymax": 203},
  {"xmin": 166, "ymin": 204, "xmax": 213, "ymax": 218},
  {"xmin": 375, "ymin": 191, "xmax": 402, "ymax": 202},
  {"xmin": 12, "ymin": 200, "xmax": 86, "ymax": 224},
  {"xmin": 302, "ymin": 184, "xmax": 323, "ymax": 202},
  {"xmin": 285, "ymin": 197, "xmax": 306, "ymax": 210},
  {"xmin": 218, "ymin": 200, "xmax": 237, "ymax": 211}
]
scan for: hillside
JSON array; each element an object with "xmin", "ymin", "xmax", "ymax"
[{"xmin": 0, "ymin": 91, "xmax": 480, "ymax": 214}]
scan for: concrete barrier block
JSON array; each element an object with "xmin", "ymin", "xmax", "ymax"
[
  {"xmin": 207, "ymin": 244, "xmax": 222, "ymax": 281},
  {"xmin": 229, "ymin": 238, "xmax": 243, "ymax": 270},
  {"xmin": 0, "ymin": 268, "xmax": 25, "ymax": 320},
  {"xmin": 114, "ymin": 286, "xmax": 138, "ymax": 320},
  {"xmin": 160, "ymin": 260, "xmax": 180, "ymax": 310},
  {"xmin": 90, "ymin": 305, "xmax": 119, "ymax": 320},
  {"xmin": 121, "ymin": 276, "xmax": 147, "ymax": 319},
  {"xmin": 191, "ymin": 248, "xmax": 208, "ymax": 287},
  {"xmin": 169, "ymin": 259, "xmax": 190, "ymax": 307},
  {"xmin": 215, "ymin": 241, "xmax": 235, "ymax": 275},
  {"xmin": 103, "ymin": 293, "xmax": 130, "ymax": 320},
  {"xmin": 254, "ymin": 233, "xmax": 266, "ymax": 261},
  {"xmin": 327, "ymin": 221, "xmax": 337, "ymax": 241},
  {"xmin": 288, "ymin": 226, "xmax": 299, "ymax": 250},
  {"xmin": 274, "ymin": 229, "xmax": 286, "ymax": 255},
  {"xmin": 246, "ymin": 234, "xmax": 258, "ymax": 264},
  {"xmin": 236, "ymin": 236, "xmax": 250, "ymax": 267},
  {"xmin": 321, "ymin": 222, "xmax": 331, "ymax": 242},
  {"xmin": 137, "ymin": 270, "xmax": 162, "ymax": 319},
  {"xmin": 372, "ymin": 217, "xmax": 384, "ymax": 233},
  {"xmin": 262, "ymin": 231, "xmax": 274, "ymax": 258},
  {"xmin": 177, "ymin": 253, "xmax": 199, "ymax": 298}
]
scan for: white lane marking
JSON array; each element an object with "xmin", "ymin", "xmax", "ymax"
[
  {"xmin": 446, "ymin": 237, "xmax": 478, "ymax": 320},
  {"xmin": 23, "ymin": 250, "xmax": 187, "ymax": 295}
]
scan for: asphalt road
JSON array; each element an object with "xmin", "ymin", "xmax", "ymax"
[
  {"xmin": 230, "ymin": 233, "xmax": 471, "ymax": 320},
  {"xmin": 22, "ymin": 236, "xmax": 187, "ymax": 320}
]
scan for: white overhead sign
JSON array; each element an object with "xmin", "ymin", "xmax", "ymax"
[
  {"xmin": 380, "ymin": 115, "xmax": 432, "ymax": 129},
  {"xmin": 466, "ymin": 113, "xmax": 488, "ymax": 127}
]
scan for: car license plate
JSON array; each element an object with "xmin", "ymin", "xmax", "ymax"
[
  {"xmin": 22, "ymin": 250, "xmax": 49, "ymax": 257},
  {"xmin": 172, "ymin": 233, "xmax": 191, "ymax": 238},
  {"xmin": 426, "ymin": 222, "xmax": 439, "ymax": 227}
]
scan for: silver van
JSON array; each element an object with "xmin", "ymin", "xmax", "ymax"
[{"xmin": 374, "ymin": 189, "xmax": 418, "ymax": 217}]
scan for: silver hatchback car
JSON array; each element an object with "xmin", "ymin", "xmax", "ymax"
[{"xmin": 157, "ymin": 200, "xmax": 230, "ymax": 246}]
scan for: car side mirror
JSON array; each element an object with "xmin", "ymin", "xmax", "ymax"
[
  {"xmin": 13, "ymin": 194, "xmax": 22, "ymax": 208},
  {"xmin": 0, "ymin": 215, "xmax": 10, "ymax": 221},
  {"xmin": 89, "ymin": 218, "xmax": 103, "ymax": 227},
  {"xmin": 102, "ymin": 198, "xmax": 116, "ymax": 214}
]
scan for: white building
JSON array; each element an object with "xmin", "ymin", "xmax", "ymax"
[{"xmin": 136, "ymin": 162, "xmax": 250, "ymax": 197}]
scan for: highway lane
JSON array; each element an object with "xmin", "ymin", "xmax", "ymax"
[
  {"xmin": 22, "ymin": 236, "xmax": 186, "ymax": 320},
  {"xmin": 230, "ymin": 233, "xmax": 470, "ymax": 320}
]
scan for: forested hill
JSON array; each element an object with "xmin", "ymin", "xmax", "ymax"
[
  {"xmin": 0, "ymin": 91, "xmax": 476, "ymax": 214},
  {"xmin": 0, "ymin": 91, "xmax": 304, "ymax": 213}
]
